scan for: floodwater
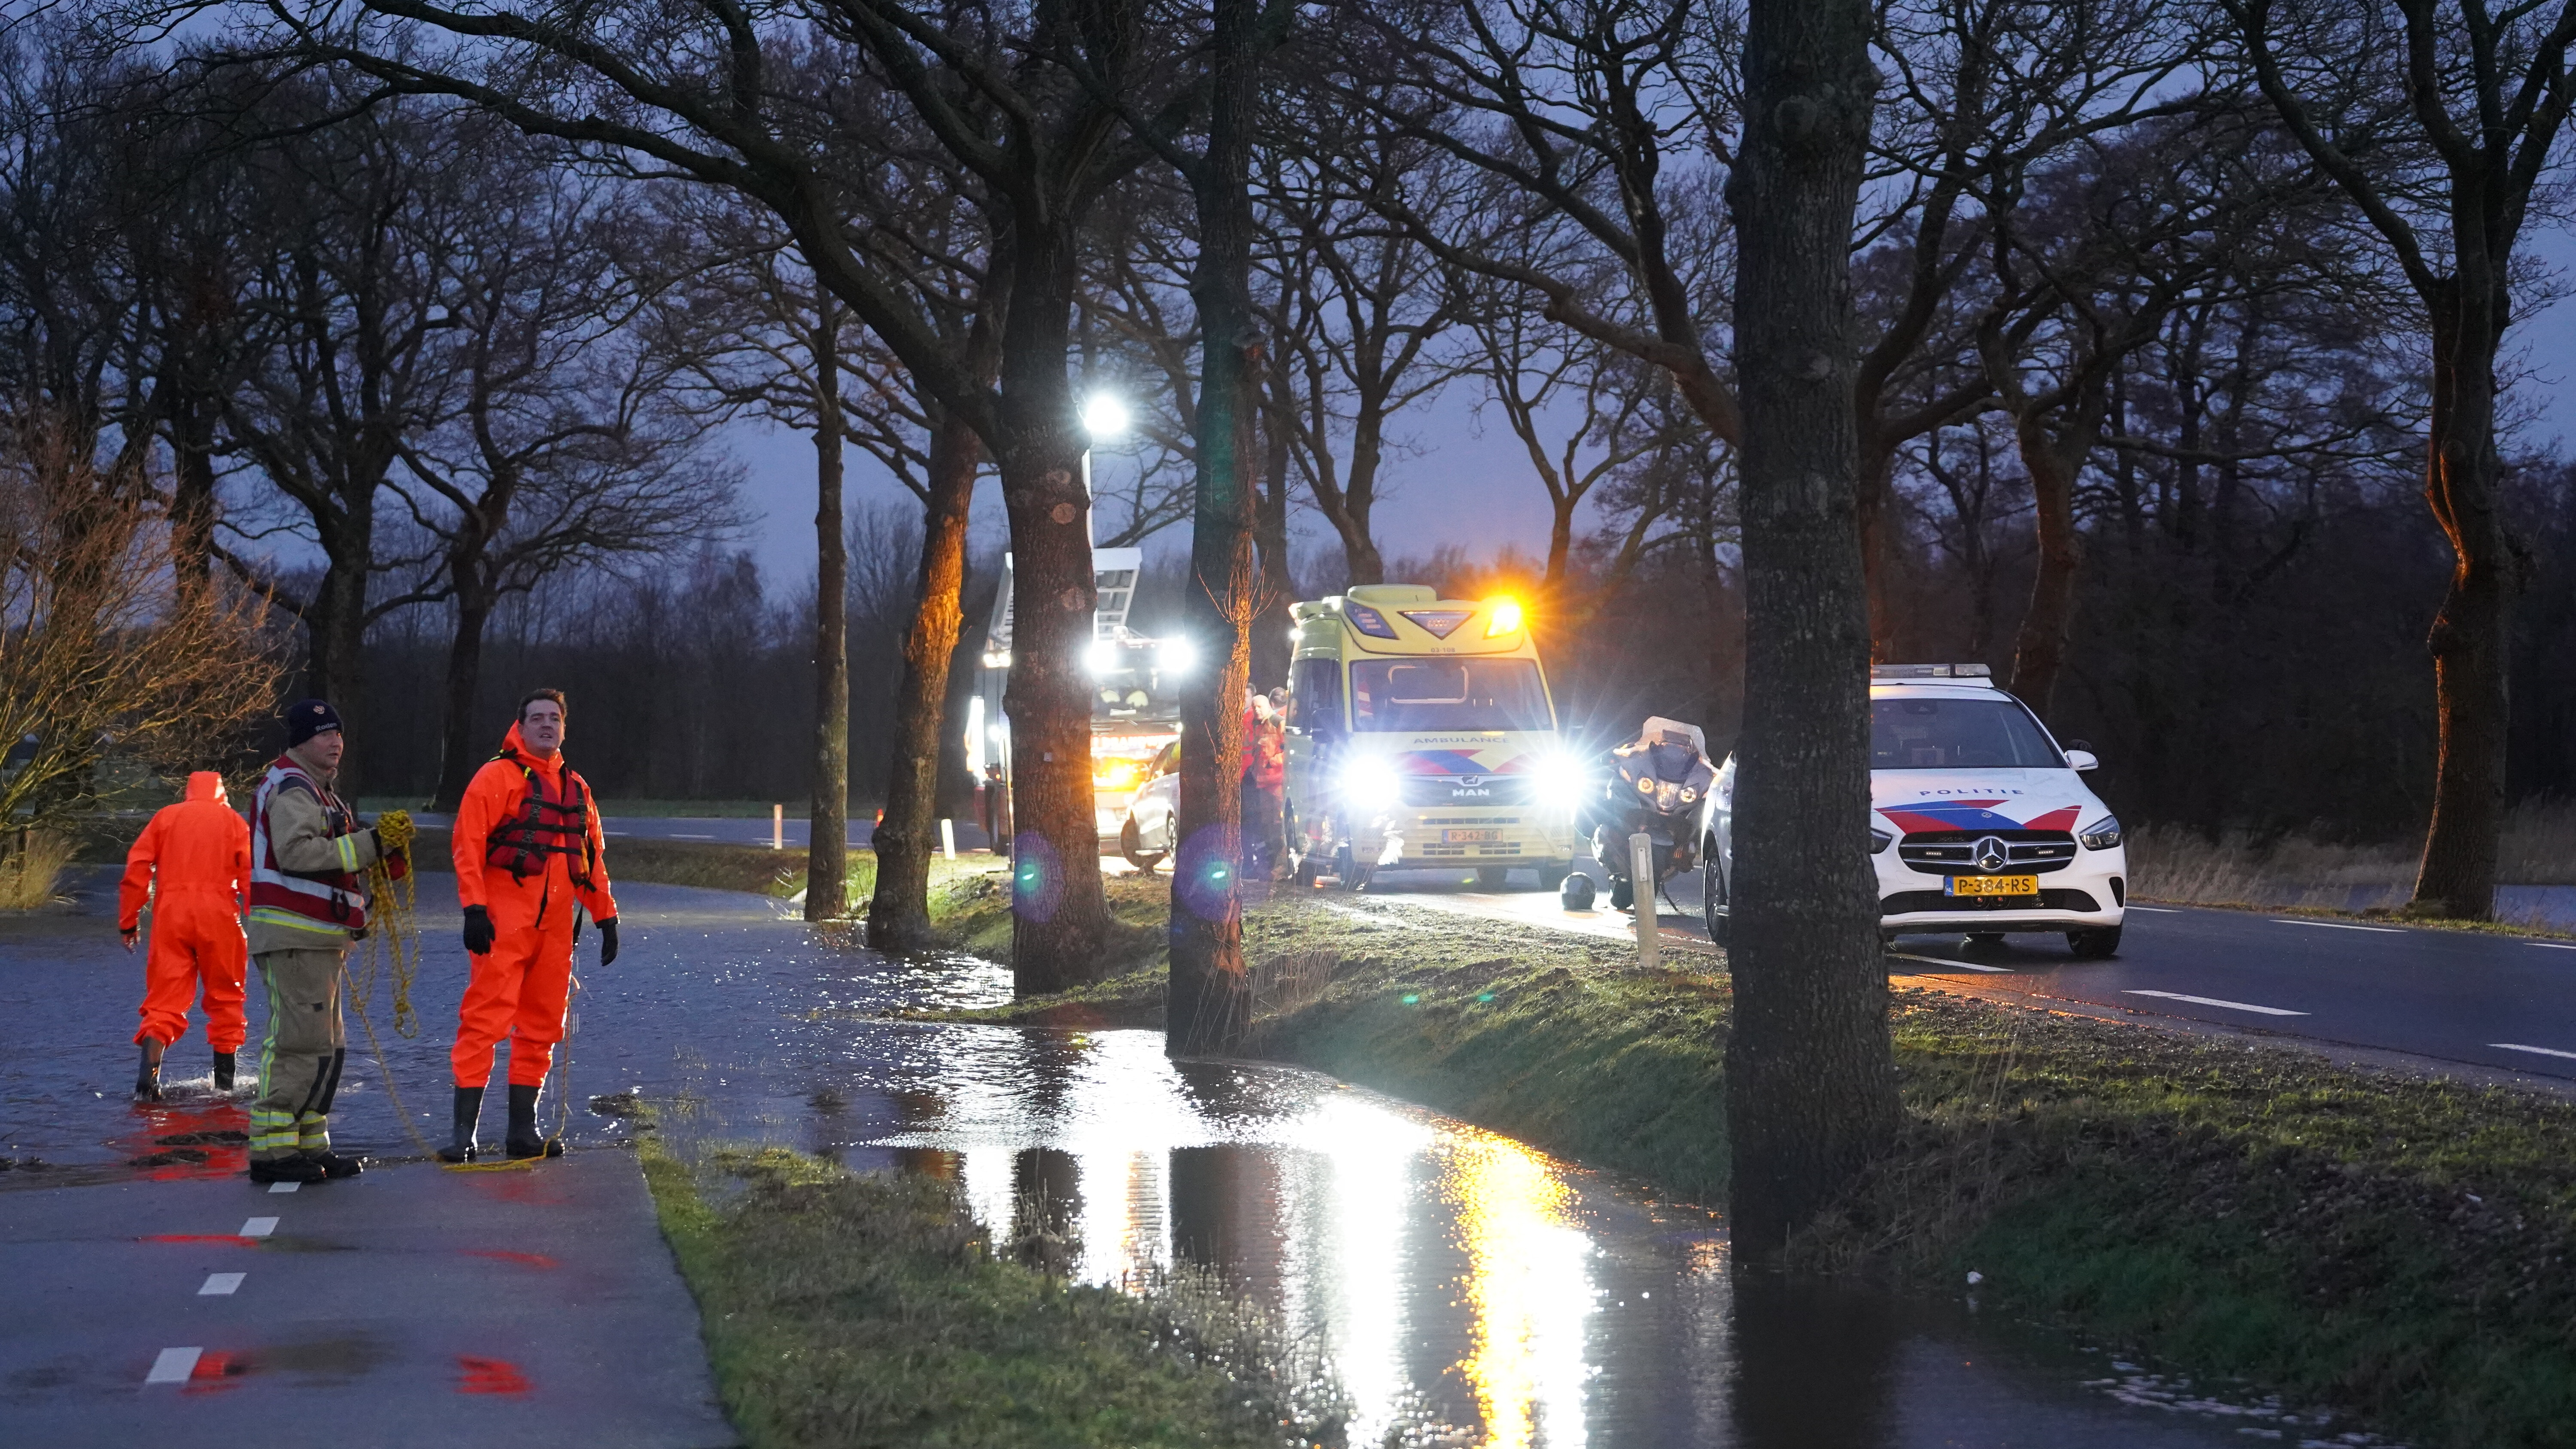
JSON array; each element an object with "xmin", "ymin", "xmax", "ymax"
[{"xmin": 3, "ymin": 868, "xmax": 2386, "ymax": 1446}]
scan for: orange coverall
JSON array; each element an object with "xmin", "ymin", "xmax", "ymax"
[
  {"xmin": 118, "ymin": 772, "xmax": 252, "ymax": 1051},
  {"xmin": 450, "ymin": 724, "xmax": 616, "ymax": 1088}
]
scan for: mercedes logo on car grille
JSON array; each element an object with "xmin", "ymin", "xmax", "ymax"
[{"xmin": 1973, "ymin": 836, "xmax": 2009, "ymax": 872}]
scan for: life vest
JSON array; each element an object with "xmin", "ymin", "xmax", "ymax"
[
  {"xmin": 483, "ymin": 747, "xmax": 599, "ymax": 887},
  {"xmin": 249, "ymin": 756, "xmax": 368, "ymax": 934}
]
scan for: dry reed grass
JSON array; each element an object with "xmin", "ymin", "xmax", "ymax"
[
  {"xmin": 0, "ymin": 829, "xmax": 74, "ymax": 910},
  {"xmin": 2127, "ymin": 799, "xmax": 2576, "ymax": 918}
]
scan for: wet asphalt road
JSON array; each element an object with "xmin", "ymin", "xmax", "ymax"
[{"xmin": 1370, "ymin": 860, "xmax": 2576, "ymax": 1088}]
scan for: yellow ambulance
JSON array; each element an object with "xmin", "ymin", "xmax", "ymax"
[{"xmin": 1282, "ymin": 584, "xmax": 1586, "ymax": 890}]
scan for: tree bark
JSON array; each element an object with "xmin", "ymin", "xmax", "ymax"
[
  {"xmin": 1722, "ymin": 0, "xmax": 1900, "ymax": 1254},
  {"xmin": 1167, "ymin": 0, "xmax": 1261, "ymax": 1057},
  {"xmin": 1250, "ymin": 401, "xmax": 1295, "ymax": 691},
  {"xmin": 868, "ymin": 406, "xmax": 979, "ymax": 950},
  {"xmin": 2411, "ymin": 281, "xmax": 2512, "ymax": 920},
  {"xmin": 807, "ymin": 307, "xmax": 851, "ymax": 921},
  {"xmin": 301, "ymin": 515, "xmax": 374, "ymax": 798},
  {"xmin": 166, "ymin": 392, "xmax": 221, "ymax": 603},
  {"xmin": 431, "ymin": 586, "xmax": 494, "ymax": 811},
  {"xmin": 2004, "ymin": 412, "xmax": 2086, "ymax": 721},
  {"xmin": 996, "ymin": 233, "xmax": 1113, "ymax": 993}
]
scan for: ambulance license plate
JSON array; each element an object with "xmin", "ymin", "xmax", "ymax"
[
  {"xmin": 1443, "ymin": 829, "xmax": 1502, "ymax": 843},
  {"xmin": 1948, "ymin": 875, "xmax": 2038, "ymax": 897}
]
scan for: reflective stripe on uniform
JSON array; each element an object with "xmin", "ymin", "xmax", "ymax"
[
  {"xmin": 247, "ymin": 906, "xmax": 353, "ymax": 937},
  {"xmin": 249, "ymin": 1108, "xmax": 299, "ymax": 1154},
  {"xmin": 296, "ymin": 1112, "xmax": 331, "ymax": 1151}
]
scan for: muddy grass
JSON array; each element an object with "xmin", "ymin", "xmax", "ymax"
[
  {"xmin": 935, "ymin": 880, "xmax": 2576, "ymax": 1449},
  {"xmin": 637, "ymin": 1133, "xmax": 1317, "ymax": 1448}
]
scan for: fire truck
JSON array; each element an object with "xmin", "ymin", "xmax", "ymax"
[{"xmin": 966, "ymin": 547, "xmax": 1188, "ymax": 842}]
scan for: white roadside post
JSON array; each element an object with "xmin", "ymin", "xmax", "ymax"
[
  {"xmin": 1629, "ymin": 832, "xmax": 1659, "ymax": 968},
  {"xmin": 940, "ymin": 819, "xmax": 957, "ymax": 860},
  {"xmin": 772, "ymin": 804, "xmax": 784, "ymax": 851}
]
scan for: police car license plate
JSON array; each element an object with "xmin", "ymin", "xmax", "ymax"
[
  {"xmin": 1443, "ymin": 829, "xmax": 1502, "ymax": 843},
  {"xmin": 1949, "ymin": 875, "xmax": 2038, "ymax": 897}
]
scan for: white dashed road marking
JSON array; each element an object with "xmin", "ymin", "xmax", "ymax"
[
  {"xmin": 2269, "ymin": 918, "xmax": 2402, "ymax": 934},
  {"xmin": 2123, "ymin": 989, "xmax": 2309, "ymax": 1017},
  {"xmin": 2126, "ymin": 905, "xmax": 2180, "ymax": 913},
  {"xmin": 267, "ymin": 1181, "xmax": 300, "ymax": 1194},
  {"xmin": 240, "ymin": 1216, "xmax": 278, "ymax": 1237},
  {"xmin": 1889, "ymin": 952, "xmax": 2012, "ymax": 973},
  {"xmin": 199, "ymin": 1273, "xmax": 245, "ymax": 1296},
  {"xmin": 146, "ymin": 1347, "xmax": 200, "ymax": 1384},
  {"xmin": 2492, "ymin": 1043, "xmax": 2576, "ymax": 1061},
  {"xmin": 671, "ymin": 833, "xmax": 714, "ymax": 839},
  {"xmin": 2527, "ymin": 942, "xmax": 2576, "ymax": 951}
]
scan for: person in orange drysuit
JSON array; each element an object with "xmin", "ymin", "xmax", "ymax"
[
  {"xmin": 444, "ymin": 689, "xmax": 617, "ymax": 1161},
  {"xmin": 118, "ymin": 771, "xmax": 252, "ymax": 1101}
]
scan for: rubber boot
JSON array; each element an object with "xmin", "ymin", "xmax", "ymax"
[
  {"xmin": 504, "ymin": 1084, "xmax": 562, "ymax": 1160},
  {"xmin": 133, "ymin": 1039, "xmax": 164, "ymax": 1103},
  {"xmin": 212, "ymin": 1051, "xmax": 235, "ymax": 1093},
  {"xmin": 248, "ymin": 1154, "xmax": 326, "ymax": 1185},
  {"xmin": 437, "ymin": 1086, "xmax": 484, "ymax": 1163}
]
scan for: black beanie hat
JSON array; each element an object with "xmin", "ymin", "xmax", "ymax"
[{"xmin": 285, "ymin": 699, "xmax": 344, "ymax": 748}]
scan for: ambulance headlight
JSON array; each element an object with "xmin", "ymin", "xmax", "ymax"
[
  {"xmin": 1339, "ymin": 756, "xmax": 1402, "ymax": 811},
  {"xmin": 1530, "ymin": 753, "xmax": 1589, "ymax": 810}
]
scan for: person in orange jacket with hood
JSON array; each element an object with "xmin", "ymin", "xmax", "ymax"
[
  {"xmin": 444, "ymin": 689, "xmax": 617, "ymax": 1161},
  {"xmin": 118, "ymin": 771, "xmax": 253, "ymax": 1100}
]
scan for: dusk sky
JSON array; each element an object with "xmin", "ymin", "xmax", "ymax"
[{"xmin": 718, "ymin": 227, "xmax": 2576, "ymax": 595}]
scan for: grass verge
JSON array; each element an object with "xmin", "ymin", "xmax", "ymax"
[
  {"xmin": 635, "ymin": 1132, "xmax": 1326, "ymax": 1448},
  {"xmin": 405, "ymin": 827, "xmax": 849, "ymax": 899},
  {"xmin": 946, "ymin": 884, "xmax": 2576, "ymax": 1448}
]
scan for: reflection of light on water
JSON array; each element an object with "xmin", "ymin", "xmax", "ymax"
[
  {"xmin": 1078, "ymin": 1148, "xmax": 1169, "ymax": 1284},
  {"xmin": 959, "ymin": 1146, "xmax": 1015, "ymax": 1251},
  {"xmin": 1307, "ymin": 1095, "xmax": 1432, "ymax": 1444},
  {"xmin": 1443, "ymin": 1130, "xmax": 1594, "ymax": 1449}
]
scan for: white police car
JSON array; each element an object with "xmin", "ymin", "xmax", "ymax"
[{"xmin": 1702, "ymin": 664, "xmax": 2127, "ymax": 957}]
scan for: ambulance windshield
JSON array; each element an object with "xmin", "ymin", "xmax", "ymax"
[
  {"xmin": 1869, "ymin": 697, "xmax": 2063, "ymax": 769},
  {"xmin": 1349, "ymin": 659, "xmax": 1553, "ymax": 732}
]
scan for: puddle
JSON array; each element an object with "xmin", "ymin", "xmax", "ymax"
[{"xmin": 4, "ymin": 874, "xmax": 2395, "ymax": 1445}]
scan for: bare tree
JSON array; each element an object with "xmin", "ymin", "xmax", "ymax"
[
  {"xmin": 647, "ymin": 173, "xmax": 996, "ymax": 941},
  {"xmin": 246, "ymin": 0, "xmax": 1183, "ymax": 989},
  {"xmin": 0, "ymin": 417, "xmax": 282, "ymax": 861},
  {"xmin": 392, "ymin": 175, "xmax": 741, "ymax": 810},
  {"xmin": 210, "ymin": 83, "xmax": 502, "ymax": 792},
  {"xmin": 1463, "ymin": 300, "xmax": 1683, "ymax": 596},
  {"xmin": 2230, "ymin": 0, "xmax": 2576, "ymax": 919}
]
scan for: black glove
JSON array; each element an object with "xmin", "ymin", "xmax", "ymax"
[
  {"xmin": 462, "ymin": 904, "xmax": 496, "ymax": 956},
  {"xmin": 597, "ymin": 917, "xmax": 619, "ymax": 966}
]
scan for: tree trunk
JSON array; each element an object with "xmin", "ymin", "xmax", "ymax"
[
  {"xmin": 1168, "ymin": 0, "xmax": 1261, "ymax": 1058},
  {"xmin": 2410, "ymin": 283, "xmax": 2512, "ymax": 920},
  {"xmin": 2005, "ymin": 414, "xmax": 2084, "ymax": 721},
  {"xmin": 868, "ymin": 407, "xmax": 979, "ymax": 950},
  {"xmin": 1722, "ymin": 0, "xmax": 1899, "ymax": 1255},
  {"xmin": 167, "ymin": 394, "xmax": 221, "ymax": 603},
  {"xmin": 303, "ymin": 532, "xmax": 372, "ymax": 797},
  {"xmin": 807, "ymin": 309, "xmax": 851, "ymax": 921},
  {"xmin": 1250, "ymin": 401, "xmax": 1295, "ymax": 691},
  {"xmin": 431, "ymin": 585, "xmax": 495, "ymax": 811},
  {"xmin": 995, "ymin": 235, "xmax": 1113, "ymax": 994},
  {"xmin": 1855, "ymin": 438, "xmax": 1897, "ymax": 659}
]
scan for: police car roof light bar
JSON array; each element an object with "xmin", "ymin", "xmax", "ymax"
[{"xmin": 1869, "ymin": 663, "xmax": 1993, "ymax": 680}]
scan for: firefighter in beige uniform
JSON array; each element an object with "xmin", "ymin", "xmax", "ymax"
[{"xmin": 245, "ymin": 699, "xmax": 405, "ymax": 1185}]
